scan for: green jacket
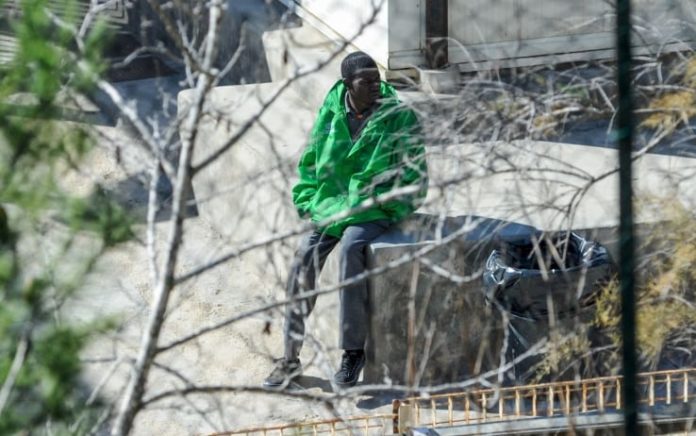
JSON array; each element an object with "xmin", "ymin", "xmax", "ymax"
[{"xmin": 292, "ymin": 80, "xmax": 428, "ymax": 237}]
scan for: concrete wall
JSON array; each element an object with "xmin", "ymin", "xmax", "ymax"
[
  {"xmin": 446, "ymin": 0, "xmax": 694, "ymax": 70},
  {"xmin": 279, "ymin": 0, "xmax": 695, "ymax": 72},
  {"xmin": 421, "ymin": 140, "xmax": 696, "ymax": 231},
  {"xmin": 365, "ymin": 215, "xmax": 534, "ymax": 385},
  {"xmin": 179, "ymin": 83, "xmax": 308, "ymax": 239},
  {"xmin": 179, "ymin": 82, "xmax": 349, "ymax": 364},
  {"xmin": 262, "ymin": 25, "xmax": 348, "ymax": 108},
  {"xmin": 364, "ymin": 216, "xmax": 674, "ymax": 386},
  {"xmin": 276, "ymin": 0, "xmax": 390, "ymax": 68}
]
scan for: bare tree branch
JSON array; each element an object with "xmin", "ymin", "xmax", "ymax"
[
  {"xmin": 0, "ymin": 332, "xmax": 29, "ymax": 416},
  {"xmin": 110, "ymin": 1, "xmax": 225, "ymax": 434},
  {"xmin": 191, "ymin": 0, "xmax": 387, "ymax": 173}
]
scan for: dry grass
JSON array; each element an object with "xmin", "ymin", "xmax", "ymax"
[
  {"xmin": 535, "ymin": 202, "xmax": 696, "ymax": 378},
  {"xmin": 641, "ymin": 56, "xmax": 696, "ymax": 133},
  {"xmin": 642, "ymin": 90, "xmax": 696, "ymax": 132},
  {"xmin": 594, "ymin": 202, "xmax": 696, "ymax": 367}
]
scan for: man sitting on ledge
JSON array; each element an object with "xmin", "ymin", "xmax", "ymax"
[{"xmin": 264, "ymin": 51, "xmax": 428, "ymax": 388}]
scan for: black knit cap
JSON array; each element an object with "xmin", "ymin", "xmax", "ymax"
[{"xmin": 341, "ymin": 51, "xmax": 378, "ymax": 79}]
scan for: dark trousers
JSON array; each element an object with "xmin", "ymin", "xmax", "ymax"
[{"xmin": 283, "ymin": 220, "xmax": 391, "ymax": 360}]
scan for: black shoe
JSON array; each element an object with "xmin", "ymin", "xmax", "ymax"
[
  {"xmin": 263, "ymin": 358, "xmax": 302, "ymax": 387},
  {"xmin": 334, "ymin": 350, "xmax": 365, "ymax": 387}
]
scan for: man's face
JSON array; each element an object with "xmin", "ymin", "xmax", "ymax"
[{"xmin": 345, "ymin": 68, "xmax": 381, "ymax": 108}]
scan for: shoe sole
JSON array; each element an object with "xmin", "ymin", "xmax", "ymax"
[
  {"xmin": 263, "ymin": 372, "xmax": 302, "ymax": 388},
  {"xmin": 263, "ymin": 378, "xmax": 302, "ymax": 389}
]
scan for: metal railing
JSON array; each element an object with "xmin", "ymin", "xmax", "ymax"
[
  {"xmin": 1, "ymin": 0, "xmax": 128, "ymax": 24},
  {"xmin": 0, "ymin": 0, "xmax": 129, "ymax": 66},
  {"xmin": 212, "ymin": 413, "xmax": 396, "ymax": 436},
  {"xmin": 394, "ymin": 367, "xmax": 696, "ymax": 433},
  {"xmin": 219, "ymin": 368, "xmax": 696, "ymax": 435}
]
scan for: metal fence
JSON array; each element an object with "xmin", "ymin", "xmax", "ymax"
[
  {"xmin": 210, "ymin": 413, "xmax": 395, "ymax": 436},
  {"xmin": 394, "ymin": 367, "xmax": 696, "ymax": 432},
  {"xmin": 0, "ymin": 0, "xmax": 128, "ymax": 67},
  {"xmin": 220, "ymin": 368, "xmax": 696, "ymax": 435}
]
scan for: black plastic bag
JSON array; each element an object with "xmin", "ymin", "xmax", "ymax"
[
  {"xmin": 483, "ymin": 231, "xmax": 614, "ymax": 319},
  {"xmin": 482, "ymin": 231, "xmax": 615, "ymax": 381}
]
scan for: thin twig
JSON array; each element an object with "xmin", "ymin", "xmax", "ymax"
[{"xmin": 0, "ymin": 332, "xmax": 29, "ymax": 416}]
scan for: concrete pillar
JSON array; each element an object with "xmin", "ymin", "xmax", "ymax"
[{"xmin": 365, "ymin": 214, "xmax": 537, "ymax": 386}]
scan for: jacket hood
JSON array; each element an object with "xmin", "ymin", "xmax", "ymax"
[{"xmin": 321, "ymin": 79, "xmax": 400, "ymax": 114}]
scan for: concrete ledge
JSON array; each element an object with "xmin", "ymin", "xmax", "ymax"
[
  {"xmin": 419, "ymin": 66, "xmax": 460, "ymax": 94},
  {"xmin": 422, "ymin": 141, "xmax": 696, "ymax": 230}
]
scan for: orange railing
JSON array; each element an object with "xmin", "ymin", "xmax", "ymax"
[
  {"xmin": 211, "ymin": 413, "xmax": 395, "ymax": 435},
  {"xmin": 220, "ymin": 368, "xmax": 696, "ymax": 435},
  {"xmin": 394, "ymin": 368, "xmax": 696, "ymax": 432}
]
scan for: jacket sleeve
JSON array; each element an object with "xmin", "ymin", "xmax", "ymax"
[
  {"xmin": 379, "ymin": 110, "xmax": 428, "ymax": 217},
  {"xmin": 291, "ymin": 107, "xmax": 327, "ymax": 218},
  {"xmin": 348, "ymin": 109, "xmax": 428, "ymax": 219}
]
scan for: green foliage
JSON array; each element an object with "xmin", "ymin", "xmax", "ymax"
[
  {"xmin": 64, "ymin": 189, "xmax": 135, "ymax": 247},
  {"xmin": 0, "ymin": 0, "xmax": 131, "ymax": 433}
]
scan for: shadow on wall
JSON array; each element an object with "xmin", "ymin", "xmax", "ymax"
[
  {"xmin": 215, "ymin": 0, "xmax": 301, "ymax": 85},
  {"xmin": 100, "ymin": 170, "xmax": 198, "ymax": 223},
  {"xmin": 129, "ymin": 0, "xmax": 300, "ymax": 86}
]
